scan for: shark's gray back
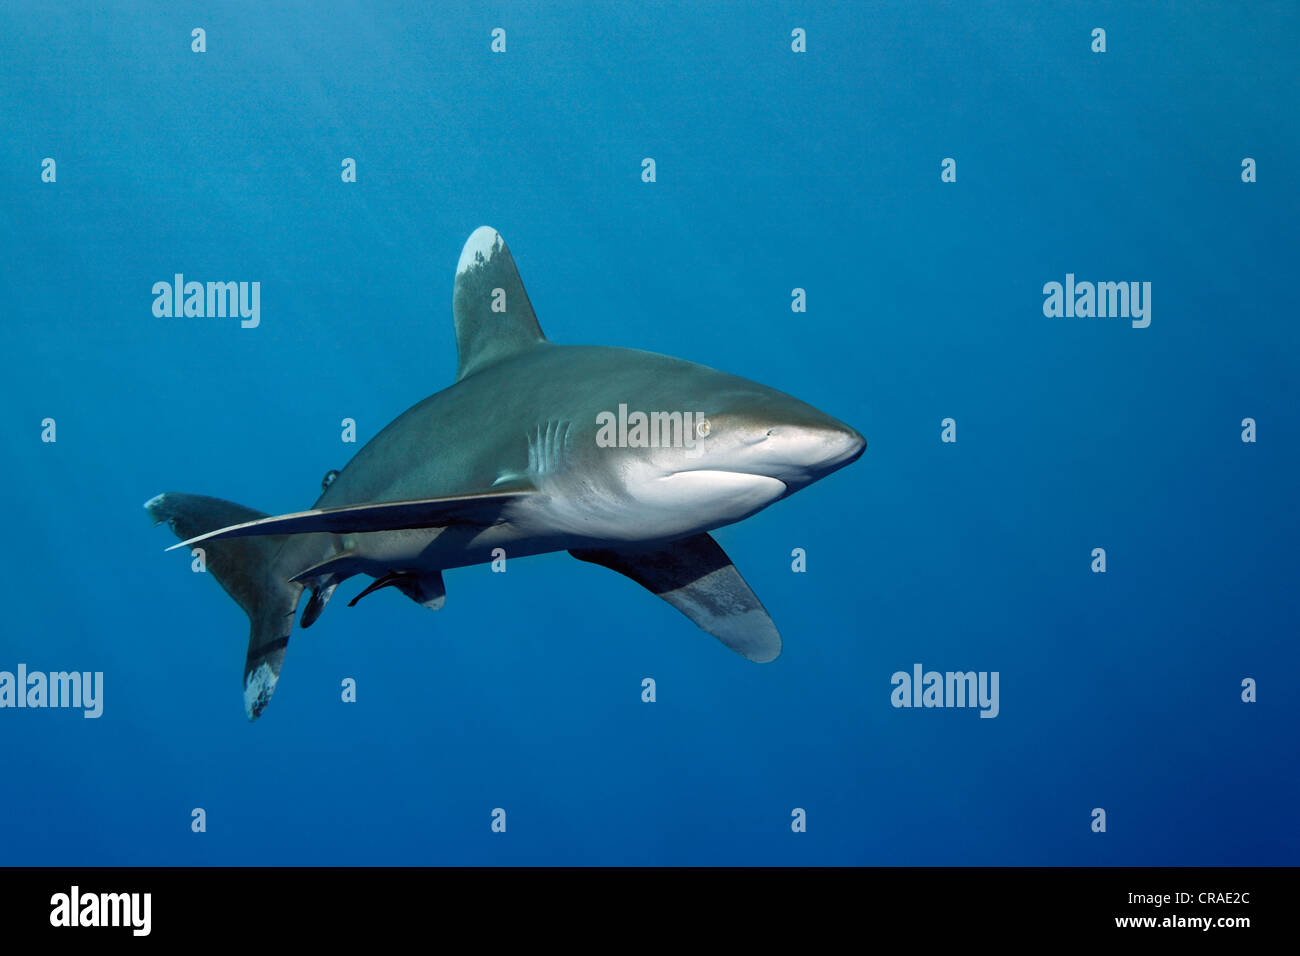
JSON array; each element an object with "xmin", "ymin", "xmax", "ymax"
[{"xmin": 311, "ymin": 343, "xmax": 749, "ymax": 509}]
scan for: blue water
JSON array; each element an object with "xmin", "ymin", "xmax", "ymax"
[{"xmin": 1, "ymin": 2, "xmax": 1296, "ymax": 865}]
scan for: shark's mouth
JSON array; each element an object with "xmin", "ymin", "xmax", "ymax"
[
  {"xmin": 644, "ymin": 470, "xmax": 787, "ymax": 516},
  {"xmin": 662, "ymin": 468, "xmax": 787, "ymax": 488}
]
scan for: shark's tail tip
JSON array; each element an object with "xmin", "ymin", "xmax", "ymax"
[
  {"xmin": 143, "ymin": 493, "xmax": 171, "ymax": 527},
  {"xmin": 244, "ymin": 662, "xmax": 278, "ymax": 721}
]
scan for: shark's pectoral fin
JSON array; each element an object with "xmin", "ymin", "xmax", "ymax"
[
  {"xmin": 165, "ymin": 490, "xmax": 532, "ymax": 552},
  {"xmin": 570, "ymin": 533, "xmax": 781, "ymax": 663}
]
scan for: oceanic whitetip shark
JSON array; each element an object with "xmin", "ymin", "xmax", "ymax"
[{"xmin": 146, "ymin": 227, "xmax": 865, "ymax": 719}]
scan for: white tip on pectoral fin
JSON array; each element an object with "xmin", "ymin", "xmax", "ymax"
[{"xmin": 570, "ymin": 533, "xmax": 782, "ymax": 663}]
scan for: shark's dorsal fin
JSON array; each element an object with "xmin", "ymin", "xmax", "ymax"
[{"xmin": 453, "ymin": 227, "xmax": 548, "ymax": 381}]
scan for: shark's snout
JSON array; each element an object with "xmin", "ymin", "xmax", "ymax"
[
  {"xmin": 825, "ymin": 423, "xmax": 867, "ymax": 469},
  {"xmin": 751, "ymin": 418, "xmax": 865, "ymax": 490}
]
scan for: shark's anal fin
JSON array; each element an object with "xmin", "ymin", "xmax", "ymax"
[
  {"xmin": 294, "ymin": 554, "xmax": 358, "ymax": 627},
  {"xmin": 570, "ymin": 533, "xmax": 781, "ymax": 663},
  {"xmin": 165, "ymin": 490, "xmax": 532, "ymax": 552},
  {"xmin": 300, "ymin": 579, "xmax": 339, "ymax": 628}
]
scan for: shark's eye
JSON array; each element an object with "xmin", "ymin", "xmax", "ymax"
[{"xmin": 695, "ymin": 417, "xmax": 711, "ymax": 439}]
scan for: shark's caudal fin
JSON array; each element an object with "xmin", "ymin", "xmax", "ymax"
[
  {"xmin": 145, "ymin": 492, "xmax": 302, "ymax": 720},
  {"xmin": 452, "ymin": 226, "xmax": 548, "ymax": 381},
  {"xmin": 571, "ymin": 533, "xmax": 782, "ymax": 663}
]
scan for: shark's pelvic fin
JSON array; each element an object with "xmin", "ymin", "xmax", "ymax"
[
  {"xmin": 453, "ymin": 226, "xmax": 548, "ymax": 381},
  {"xmin": 346, "ymin": 569, "xmax": 447, "ymax": 611},
  {"xmin": 289, "ymin": 551, "xmax": 366, "ymax": 585},
  {"xmin": 393, "ymin": 570, "xmax": 447, "ymax": 610},
  {"xmin": 570, "ymin": 533, "xmax": 782, "ymax": 663},
  {"xmin": 348, "ymin": 571, "xmax": 403, "ymax": 606},
  {"xmin": 165, "ymin": 489, "xmax": 532, "ymax": 552}
]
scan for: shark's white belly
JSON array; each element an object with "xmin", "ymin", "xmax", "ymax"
[
  {"xmin": 520, "ymin": 469, "xmax": 786, "ymax": 544},
  {"xmin": 338, "ymin": 467, "xmax": 785, "ymax": 574}
]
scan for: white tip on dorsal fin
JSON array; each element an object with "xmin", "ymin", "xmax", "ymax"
[
  {"xmin": 457, "ymin": 226, "xmax": 504, "ymax": 276},
  {"xmin": 452, "ymin": 226, "xmax": 548, "ymax": 381}
]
